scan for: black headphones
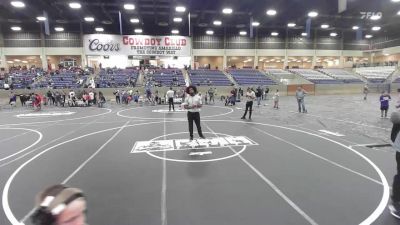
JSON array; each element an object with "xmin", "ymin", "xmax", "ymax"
[{"xmin": 31, "ymin": 185, "xmax": 85, "ymax": 225}]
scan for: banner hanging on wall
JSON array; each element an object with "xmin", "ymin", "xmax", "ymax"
[{"xmin": 83, "ymin": 34, "xmax": 191, "ymax": 56}]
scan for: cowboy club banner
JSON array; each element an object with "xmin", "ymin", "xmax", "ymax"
[{"xmin": 83, "ymin": 34, "xmax": 191, "ymax": 56}]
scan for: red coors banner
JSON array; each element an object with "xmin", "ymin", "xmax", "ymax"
[{"xmin": 83, "ymin": 34, "xmax": 191, "ymax": 56}]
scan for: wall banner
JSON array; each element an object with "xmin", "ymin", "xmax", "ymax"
[{"xmin": 83, "ymin": 34, "xmax": 191, "ymax": 56}]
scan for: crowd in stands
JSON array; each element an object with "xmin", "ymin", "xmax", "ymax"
[
  {"xmin": 143, "ymin": 68, "xmax": 185, "ymax": 87},
  {"xmin": 96, "ymin": 68, "xmax": 139, "ymax": 88}
]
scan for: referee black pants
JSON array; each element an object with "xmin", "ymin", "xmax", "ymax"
[
  {"xmin": 242, "ymin": 101, "xmax": 253, "ymax": 119},
  {"xmin": 187, "ymin": 111, "xmax": 203, "ymax": 138},
  {"xmin": 168, "ymin": 97, "xmax": 174, "ymax": 111}
]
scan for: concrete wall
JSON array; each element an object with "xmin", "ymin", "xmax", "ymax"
[{"xmin": 315, "ymin": 83, "xmax": 365, "ymax": 95}]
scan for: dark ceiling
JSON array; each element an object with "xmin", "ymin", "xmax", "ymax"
[{"xmin": 0, "ymin": 0, "xmax": 399, "ymax": 39}]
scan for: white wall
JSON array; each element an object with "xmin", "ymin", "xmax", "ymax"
[
  {"xmin": 257, "ymin": 49, "xmax": 285, "ymax": 56},
  {"xmin": 45, "ymin": 48, "xmax": 84, "ymax": 55},
  {"xmin": 192, "ymin": 49, "xmax": 224, "ymax": 56},
  {"xmin": 225, "ymin": 49, "xmax": 255, "ymax": 56},
  {"xmin": 315, "ymin": 50, "xmax": 342, "ymax": 56},
  {"xmin": 287, "ymin": 50, "xmax": 315, "ymax": 56}
]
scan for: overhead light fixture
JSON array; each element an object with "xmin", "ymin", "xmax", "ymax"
[
  {"xmin": 222, "ymin": 8, "xmax": 233, "ymax": 14},
  {"xmin": 321, "ymin": 24, "xmax": 329, "ymax": 29},
  {"xmin": 384, "ymin": 53, "xmax": 390, "ymax": 56},
  {"xmin": 330, "ymin": 32, "xmax": 338, "ymax": 37},
  {"xmin": 308, "ymin": 11, "xmax": 318, "ymax": 17},
  {"xmin": 352, "ymin": 26, "xmax": 359, "ymax": 30},
  {"xmin": 266, "ymin": 9, "xmax": 277, "ymax": 16},
  {"xmin": 392, "ymin": 0, "xmax": 400, "ymax": 2},
  {"xmin": 130, "ymin": 18, "xmax": 140, "ymax": 23},
  {"xmin": 239, "ymin": 31, "xmax": 247, "ymax": 36},
  {"xmin": 22, "ymin": 60, "xmax": 28, "ymax": 63},
  {"xmin": 171, "ymin": 29, "xmax": 179, "ymax": 34},
  {"xmin": 213, "ymin": 20, "xmax": 222, "ymax": 26},
  {"xmin": 69, "ymin": 2, "xmax": 81, "ymax": 9},
  {"xmin": 365, "ymin": 34, "xmax": 373, "ymax": 39},
  {"xmin": 175, "ymin": 6, "xmax": 186, "ymax": 12},
  {"xmin": 14, "ymin": 59, "xmax": 21, "ymax": 62},
  {"xmin": 11, "ymin": 26, "xmax": 21, "ymax": 31},
  {"xmin": 36, "ymin": 16, "xmax": 46, "ymax": 21},
  {"xmin": 123, "ymin": 3, "xmax": 135, "ymax": 10},
  {"xmin": 173, "ymin": 17, "xmax": 182, "ymax": 22},
  {"xmin": 11, "ymin": 1, "xmax": 25, "ymax": 8},
  {"xmin": 134, "ymin": 28, "xmax": 143, "ymax": 33},
  {"xmin": 301, "ymin": 32, "xmax": 308, "ymax": 36},
  {"xmin": 252, "ymin": 21, "xmax": 260, "ymax": 27},
  {"xmin": 370, "ymin": 14, "xmax": 381, "ymax": 20},
  {"xmin": 206, "ymin": 30, "xmax": 214, "ymax": 35},
  {"xmin": 54, "ymin": 27, "xmax": 64, "ymax": 32},
  {"xmin": 95, "ymin": 27, "xmax": 104, "ymax": 32},
  {"xmin": 288, "ymin": 23, "xmax": 296, "ymax": 27},
  {"xmin": 271, "ymin": 32, "xmax": 279, "ymax": 36},
  {"xmin": 372, "ymin": 26, "xmax": 381, "ymax": 31},
  {"xmin": 84, "ymin": 17, "xmax": 94, "ymax": 22}
]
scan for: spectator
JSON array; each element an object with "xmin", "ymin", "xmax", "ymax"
[
  {"xmin": 296, "ymin": 86, "xmax": 308, "ymax": 113},
  {"xmin": 241, "ymin": 87, "xmax": 256, "ymax": 120},
  {"xmin": 380, "ymin": 91, "xmax": 391, "ymax": 118}
]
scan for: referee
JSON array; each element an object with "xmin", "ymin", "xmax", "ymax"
[
  {"xmin": 241, "ymin": 87, "xmax": 256, "ymax": 120},
  {"xmin": 183, "ymin": 85, "xmax": 205, "ymax": 141},
  {"xmin": 166, "ymin": 87, "xmax": 175, "ymax": 111}
]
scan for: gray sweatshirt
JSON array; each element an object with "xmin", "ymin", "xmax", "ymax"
[{"xmin": 296, "ymin": 90, "xmax": 306, "ymax": 100}]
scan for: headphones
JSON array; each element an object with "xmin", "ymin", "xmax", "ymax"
[{"xmin": 31, "ymin": 185, "xmax": 85, "ymax": 225}]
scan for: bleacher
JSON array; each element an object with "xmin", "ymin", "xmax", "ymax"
[
  {"xmin": 50, "ymin": 73, "xmax": 80, "ymax": 89},
  {"xmin": 97, "ymin": 69, "xmax": 139, "ymax": 88},
  {"xmin": 189, "ymin": 69, "xmax": 232, "ymax": 86},
  {"xmin": 227, "ymin": 69, "xmax": 276, "ymax": 86},
  {"xmin": 9, "ymin": 72, "xmax": 37, "ymax": 89},
  {"xmin": 150, "ymin": 69, "xmax": 185, "ymax": 87},
  {"xmin": 265, "ymin": 69, "xmax": 294, "ymax": 78},
  {"xmin": 355, "ymin": 66, "xmax": 396, "ymax": 83},
  {"xmin": 318, "ymin": 69, "xmax": 363, "ymax": 83},
  {"xmin": 289, "ymin": 69, "xmax": 342, "ymax": 84}
]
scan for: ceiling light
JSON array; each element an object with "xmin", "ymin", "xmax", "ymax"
[
  {"xmin": 36, "ymin": 16, "xmax": 46, "ymax": 21},
  {"xmin": 11, "ymin": 26, "xmax": 21, "ymax": 31},
  {"xmin": 372, "ymin": 26, "xmax": 381, "ymax": 31},
  {"xmin": 222, "ymin": 8, "xmax": 233, "ymax": 14},
  {"xmin": 95, "ymin": 27, "xmax": 104, "ymax": 32},
  {"xmin": 397, "ymin": 10, "xmax": 400, "ymax": 15},
  {"xmin": 252, "ymin": 21, "xmax": 260, "ymax": 26},
  {"xmin": 69, "ymin": 2, "xmax": 81, "ymax": 9},
  {"xmin": 365, "ymin": 34, "xmax": 373, "ymax": 39},
  {"xmin": 330, "ymin": 32, "xmax": 338, "ymax": 37},
  {"xmin": 384, "ymin": 53, "xmax": 390, "ymax": 56},
  {"xmin": 130, "ymin": 18, "xmax": 140, "ymax": 23},
  {"xmin": 84, "ymin": 17, "xmax": 94, "ymax": 22},
  {"xmin": 206, "ymin": 30, "xmax": 214, "ymax": 35},
  {"xmin": 239, "ymin": 31, "xmax": 247, "ymax": 36},
  {"xmin": 392, "ymin": 0, "xmax": 400, "ymax": 2},
  {"xmin": 173, "ymin": 17, "xmax": 182, "ymax": 22},
  {"xmin": 352, "ymin": 26, "xmax": 359, "ymax": 30},
  {"xmin": 123, "ymin": 3, "xmax": 135, "ymax": 10},
  {"xmin": 288, "ymin": 23, "xmax": 296, "ymax": 27},
  {"xmin": 271, "ymin": 32, "xmax": 279, "ymax": 36},
  {"xmin": 308, "ymin": 11, "xmax": 318, "ymax": 17},
  {"xmin": 11, "ymin": 1, "xmax": 25, "ymax": 8},
  {"xmin": 134, "ymin": 29, "xmax": 143, "ymax": 33},
  {"xmin": 171, "ymin": 29, "xmax": 179, "ymax": 34},
  {"xmin": 266, "ymin": 9, "xmax": 277, "ymax": 16},
  {"xmin": 213, "ymin": 20, "xmax": 222, "ymax": 26},
  {"xmin": 301, "ymin": 32, "xmax": 308, "ymax": 36},
  {"xmin": 321, "ymin": 24, "xmax": 329, "ymax": 29},
  {"xmin": 370, "ymin": 15, "xmax": 381, "ymax": 20},
  {"xmin": 54, "ymin": 27, "xmax": 64, "ymax": 32},
  {"xmin": 22, "ymin": 60, "xmax": 28, "ymax": 63},
  {"xmin": 175, "ymin": 6, "xmax": 186, "ymax": 12}
]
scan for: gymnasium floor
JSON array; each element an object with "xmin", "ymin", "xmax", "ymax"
[{"xmin": 0, "ymin": 94, "xmax": 399, "ymax": 225}]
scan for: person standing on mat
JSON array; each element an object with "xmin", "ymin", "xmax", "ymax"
[
  {"xmin": 182, "ymin": 85, "xmax": 205, "ymax": 141},
  {"xmin": 389, "ymin": 112, "xmax": 400, "ymax": 218},
  {"xmin": 296, "ymin": 86, "xmax": 308, "ymax": 113},
  {"xmin": 166, "ymin": 87, "xmax": 175, "ymax": 111},
  {"xmin": 241, "ymin": 87, "xmax": 256, "ymax": 120},
  {"xmin": 380, "ymin": 91, "xmax": 391, "ymax": 118}
]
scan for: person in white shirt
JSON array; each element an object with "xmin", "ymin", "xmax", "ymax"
[
  {"xmin": 273, "ymin": 89, "xmax": 280, "ymax": 109},
  {"xmin": 166, "ymin": 87, "xmax": 175, "ymax": 111},
  {"xmin": 241, "ymin": 87, "xmax": 256, "ymax": 120},
  {"xmin": 182, "ymin": 85, "xmax": 205, "ymax": 140}
]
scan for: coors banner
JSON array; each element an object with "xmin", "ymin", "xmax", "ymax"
[{"xmin": 83, "ymin": 34, "xmax": 191, "ymax": 56}]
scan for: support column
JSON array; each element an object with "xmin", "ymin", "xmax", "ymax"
[
  {"xmin": 40, "ymin": 30, "xmax": 48, "ymax": 71},
  {"xmin": 223, "ymin": 54, "xmax": 227, "ymax": 69},
  {"xmin": 284, "ymin": 49, "xmax": 288, "ymax": 69},
  {"xmin": 312, "ymin": 50, "xmax": 317, "ymax": 68},
  {"xmin": 0, "ymin": 49, "xmax": 6, "ymax": 70}
]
